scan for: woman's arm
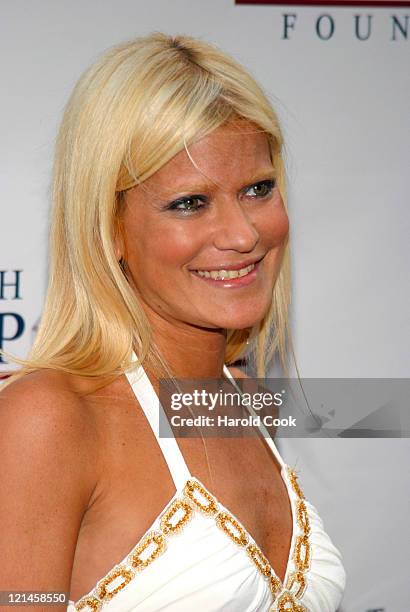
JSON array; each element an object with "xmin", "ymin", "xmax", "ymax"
[{"xmin": 0, "ymin": 372, "xmax": 98, "ymax": 610}]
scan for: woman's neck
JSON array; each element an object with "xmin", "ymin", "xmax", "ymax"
[{"xmin": 143, "ymin": 307, "xmax": 227, "ymax": 380}]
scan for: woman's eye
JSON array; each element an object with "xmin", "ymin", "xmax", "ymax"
[
  {"xmin": 167, "ymin": 196, "xmax": 205, "ymax": 214},
  {"xmin": 245, "ymin": 179, "xmax": 276, "ymax": 198}
]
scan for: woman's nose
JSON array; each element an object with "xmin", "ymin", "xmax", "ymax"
[{"xmin": 211, "ymin": 198, "xmax": 260, "ymax": 253}]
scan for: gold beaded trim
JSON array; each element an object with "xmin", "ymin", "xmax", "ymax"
[
  {"xmin": 269, "ymin": 574, "xmax": 282, "ymax": 598},
  {"xmin": 160, "ymin": 498, "xmax": 194, "ymax": 535},
  {"xmin": 128, "ymin": 531, "xmax": 166, "ymax": 570},
  {"xmin": 286, "ymin": 571, "xmax": 307, "ymax": 599},
  {"xmin": 293, "ymin": 535, "xmax": 311, "ymax": 572},
  {"xmin": 74, "ymin": 597, "xmax": 102, "ymax": 612},
  {"xmin": 287, "ymin": 467, "xmax": 305, "ymax": 500},
  {"xmin": 96, "ymin": 566, "xmax": 134, "ymax": 601},
  {"xmin": 184, "ymin": 479, "xmax": 219, "ymax": 515},
  {"xmin": 247, "ymin": 543, "xmax": 272, "ymax": 578},
  {"xmin": 74, "ymin": 471, "xmax": 312, "ymax": 611},
  {"xmin": 296, "ymin": 500, "xmax": 310, "ymax": 535},
  {"xmin": 276, "ymin": 590, "xmax": 307, "ymax": 611},
  {"xmin": 215, "ymin": 511, "xmax": 249, "ymax": 546}
]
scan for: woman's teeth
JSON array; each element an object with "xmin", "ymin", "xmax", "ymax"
[{"xmin": 195, "ymin": 263, "xmax": 255, "ymax": 280}]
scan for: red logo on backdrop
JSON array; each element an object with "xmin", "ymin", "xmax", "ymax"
[{"xmin": 236, "ymin": 1, "xmax": 410, "ymax": 6}]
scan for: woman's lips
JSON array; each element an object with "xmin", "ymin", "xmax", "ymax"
[{"xmin": 189, "ymin": 259, "xmax": 261, "ymax": 288}]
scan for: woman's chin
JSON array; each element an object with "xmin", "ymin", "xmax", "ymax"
[{"xmin": 205, "ymin": 310, "xmax": 268, "ymax": 331}]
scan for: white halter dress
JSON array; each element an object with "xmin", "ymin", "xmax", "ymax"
[{"xmin": 68, "ymin": 358, "xmax": 346, "ymax": 611}]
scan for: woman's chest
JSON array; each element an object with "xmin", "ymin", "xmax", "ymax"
[{"xmin": 69, "ymin": 400, "xmax": 293, "ymax": 603}]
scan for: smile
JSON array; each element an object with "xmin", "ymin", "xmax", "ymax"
[{"xmin": 194, "ymin": 263, "xmax": 255, "ymax": 280}]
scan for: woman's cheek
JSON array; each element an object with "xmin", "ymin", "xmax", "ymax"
[
  {"xmin": 260, "ymin": 208, "xmax": 289, "ymax": 250},
  {"xmin": 276, "ymin": 209, "xmax": 290, "ymax": 244},
  {"xmin": 161, "ymin": 223, "xmax": 205, "ymax": 266}
]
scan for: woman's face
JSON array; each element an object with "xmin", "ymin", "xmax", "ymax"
[{"xmin": 120, "ymin": 120, "xmax": 289, "ymax": 331}]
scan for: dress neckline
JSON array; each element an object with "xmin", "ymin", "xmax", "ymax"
[
  {"xmin": 69, "ymin": 470, "xmax": 300, "ymax": 608},
  {"xmin": 69, "ymin": 355, "xmax": 305, "ymax": 608}
]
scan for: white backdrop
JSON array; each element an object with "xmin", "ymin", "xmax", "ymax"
[{"xmin": 1, "ymin": 1, "xmax": 409, "ymax": 611}]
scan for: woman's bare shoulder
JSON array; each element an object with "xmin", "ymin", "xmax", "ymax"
[
  {"xmin": 0, "ymin": 368, "xmax": 99, "ymax": 490},
  {"xmin": 0, "ymin": 369, "xmax": 99, "ymax": 590},
  {"xmin": 0, "ymin": 368, "xmax": 92, "ymax": 426},
  {"xmin": 0, "ymin": 368, "xmax": 103, "ymax": 511}
]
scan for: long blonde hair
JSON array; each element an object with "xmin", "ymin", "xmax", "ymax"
[{"xmin": 2, "ymin": 32, "xmax": 291, "ymax": 386}]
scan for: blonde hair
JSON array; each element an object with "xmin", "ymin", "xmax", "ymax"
[{"xmin": 2, "ymin": 32, "xmax": 291, "ymax": 386}]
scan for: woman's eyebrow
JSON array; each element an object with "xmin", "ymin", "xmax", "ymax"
[
  {"xmin": 162, "ymin": 168, "xmax": 277, "ymax": 197},
  {"xmin": 243, "ymin": 169, "xmax": 277, "ymax": 185}
]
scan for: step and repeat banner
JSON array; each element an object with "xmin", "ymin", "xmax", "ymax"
[{"xmin": 1, "ymin": 1, "xmax": 409, "ymax": 610}]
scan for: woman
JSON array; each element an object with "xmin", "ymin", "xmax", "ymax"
[{"xmin": 0, "ymin": 33, "xmax": 346, "ymax": 611}]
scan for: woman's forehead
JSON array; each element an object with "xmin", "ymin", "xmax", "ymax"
[{"xmin": 139, "ymin": 123, "xmax": 273, "ymax": 193}]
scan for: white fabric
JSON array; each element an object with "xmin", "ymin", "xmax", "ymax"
[{"xmin": 67, "ymin": 359, "xmax": 346, "ymax": 611}]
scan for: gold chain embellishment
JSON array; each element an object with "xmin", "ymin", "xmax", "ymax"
[
  {"xmin": 160, "ymin": 498, "xmax": 194, "ymax": 535},
  {"xmin": 269, "ymin": 574, "xmax": 282, "ymax": 599},
  {"xmin": 246, "ymin": 543, "xmax": 272, "ymax": 578},
  {"xmin": 75, "ymin": 597, "xmax": 102, "ymax": 612},
  {"xmin": 293, "ymin": 535, "xmax": 311, "ymax": 572},
  {"xmin": 276, "ymin": 590, "xmax": 307, "ymax": 611},
  {"xmin": 128, "ymin": 531, "xmax": 166, "ymax": 570},
  {"xmin": 96, "ymin": 566, "xmax": 134, "ymax": 601},
  {"xmin": 184, "ymin": 479, "xmax": 219, "ymax": 515},
  {"xmin": 74, "ymin": 496, "xmax": 193, "ymax": 610},
  {"xmin": 267, "ymin": 466, "xmax": 312, "ymax": 610},
  {"xmin": 286, "ymin": 571, "xmax": 307, "ymax": 599},
  {"xmin": 287, "ymin": 467, "xmax": 305, "ymax": 500},
  {"xmin": 215, "ymin": 511, "xmax": 249, "ymax": 546},
  {"xmin": 296, "ymin": 500, "xmax": 310, "ymax": 536},
  {"xmin": 74, "ymin": 472, "xmax": 312, "ymax": 611}
]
